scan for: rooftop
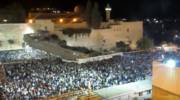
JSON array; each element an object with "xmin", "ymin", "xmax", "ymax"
[{"xmin": 94, "ymin": 79, "xmax": 152, "ymax": 99}]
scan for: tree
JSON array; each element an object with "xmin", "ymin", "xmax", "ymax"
[
  {"xmin": 84, "ymin": 0, "xmax": 92, "ymax": 27},
  {"xmin": 116, "ymin": 41, "xmax": 131, "ymax": 52},
  {"xmin": 58, "ymin": 40, "xmax": 67, "ymax": 46},
  {"xmin": 91, "ymin": 2, "xmax": 102, "ymax": 28},
  {"xmin": 137, "ymin": 37, "xmax": 154, "ymax": 50},
  {"xmin": 63, "ymin": 28, "xmax": 91, "ymax": 37}
]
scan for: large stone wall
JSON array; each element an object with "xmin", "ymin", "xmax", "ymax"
[
  {"xmin": 29, "ymin": 20, "xmax": 87, "ymax": 32},
  {"xmin": 29, "ymin": 19, "xmax": 55, "ymax": 32},
  {"xmin": 55, "ymin": 22, "xmax": 87, "ymax": 30},
  {"xmin": 0, "ymin": 24, "xmax": 33, "ymax": 51},
  {"xmin": 60, "ymin": 21, "xmax": 143, "ymax": 51}
]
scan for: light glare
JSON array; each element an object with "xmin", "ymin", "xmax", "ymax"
[
  {"xmin": 72, "ymin": 18, "xmax": 78, "ymax": 22},
  {"xmin": 59, "ymin": 18, "xmax": 63, "ymax": 23},
  {"xmin": 24, "ymin": 26, "xmax": 35, "ymax": 34},
  {"xmin": 166, "ymin": 59, "xmax": 176, "ymax": 68},
  {"xmin": 28, "ymin": 19, "xmax": 33, "ymax": 24}
]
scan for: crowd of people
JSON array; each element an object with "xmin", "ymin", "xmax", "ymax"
[
  {"xmin": 0, "ymin": 47, "xmax": 50, "ymax": 62},
  {"xmin": 0, "ymin": 48, "xmax": 179, "ymax": 99}
]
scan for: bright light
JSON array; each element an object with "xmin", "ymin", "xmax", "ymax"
[
  {"xmin": 3, "ymin": 19, "xmax": 7, "ymax": 22},
  {"xmin": 146, "ymin": 19, "xmax": 150, "ymax": 22},
  {"xmin": 59, "ymin": 18, "xmax": 64, "ymax": 23},
  {"xmin": 28, "ymin": 19, "xmax": 33, "ymax": 24},
  {"xmin": 72, "ymin": 18, "xmax": 78, "ymax": 22},
  {"xmin": 155, "ymin": 20, "xmax": 159, "ymax": 23},
  {"xmin": 161, "ymin": 54, "xmax": 164, "ymax": 59},
  {"xmin": 23, "ymin": 26, "xmax": 35, "ymax": 34},
  {"xmin": 165, "ymin": 59, "xmax": 176, "ymax": 68},
  {"xmin": 131, "ymin": 60, "xmax": 134, "ymax": 63},
  {"xmin": 175, "ymin": 35, "xmax": 178, "ymax": 38},
  {"xmin": 105, "ymin": 8, "xmax": 112, "ymax": 11}
]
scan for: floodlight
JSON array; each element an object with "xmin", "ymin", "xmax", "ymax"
[
  {"xmin": 24, "ymin": 26, "xmax": 35, "ymax": 34},
  {"xmin": 28, "ymin": 19, "xmax": 33, "ymax": 24},
  {"xmin": 165, "ymin": 59, "xmax": 176, "ymax": 68}
]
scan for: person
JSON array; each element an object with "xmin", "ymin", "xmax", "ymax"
[{"xmin": 0, "ymin": 48, "xmax": 179, "ymax": 99}]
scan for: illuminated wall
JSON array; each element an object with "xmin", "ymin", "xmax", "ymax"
[
  {"xmin": 28, "ymin": 21, "xmax": 143, "ymax": 51},
  {"xmin": 29, "ymin": 19, "xmax": 54, "ymax": 32},
  {"xmin": 29, "ymin": 19, "xmax": 87, "ymax": 32},
  {"xmin": 0, "ymin": 24, "xmax": 33, "ymax": 51},
  {"xmin": 61, "ymin": 21, "xmax": 143, "ymax": 50},
  {"xmin": 152, "ymin": 61, "xmax": 180, "ymax": 100},
  {"xmin": 55, "ymin": 22, "xmax": 87, "ymax": 30}
]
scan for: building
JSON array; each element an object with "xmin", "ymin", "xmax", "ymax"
[
  {"xmin": 105, "ymin": 4, "xmax": 112, "ymax": 22},
  {"xmin": 61, "ymin": 21, "xmax": 143, "ymax": 50},
  {"xmin": 28, "ymin": 19, "xmax": 55, "ymax": 32},
  {"xmin": 153, "ymin": 61, "xmax": 180, "ymax": 100},
  {"xmin": 27, "ymin": 5, "xmax": 143, "ymax": 51},
  {"xmin": 27, "ymin": 7, "xmax": 87, "ymax": 32}
]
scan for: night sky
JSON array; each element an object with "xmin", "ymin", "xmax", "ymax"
[{"xmin": 1, "ymin": 0, "xmax": 180, "ymax": 19}]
